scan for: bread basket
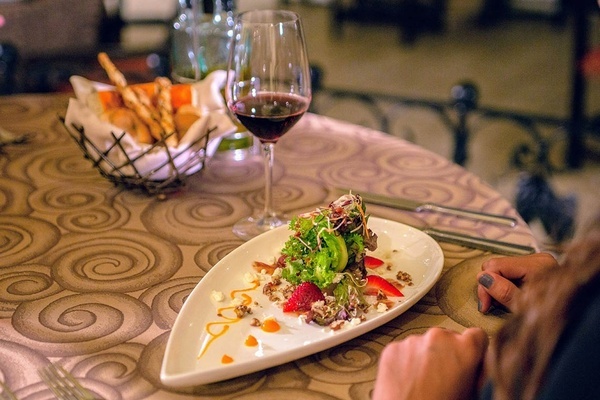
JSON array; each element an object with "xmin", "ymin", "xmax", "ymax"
[{"xmin": 63, "ymin": 72, "xmax": 236, "ymax": 195}]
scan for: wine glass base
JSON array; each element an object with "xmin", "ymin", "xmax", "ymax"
[{"xmin": 232, "ymin": 213, "xmax": 290, "ymax": 241}]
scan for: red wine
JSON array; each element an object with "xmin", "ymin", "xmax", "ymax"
[{"xmin": 231, "ymin": 93, "xmax": 309, "ymax": 143}]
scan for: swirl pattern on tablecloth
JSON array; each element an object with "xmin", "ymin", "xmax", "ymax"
[
  {"xmin": 369, "ymin": 178, "xmax": 477, "ymax": 208},
  {"xmin": 295, "ymin": 338, "xmax": 383, "ymax": 384},
  {"xmin": 138, "ymin": 277, "xmax": 201, "ymax": 330},
  {"xmin": 0, "ymin": 216, "xmax": 61, "ymax": 268},
  {"xmin": 349, "ymin": 381, "xmax": 376, "ymax": 400},
  {"xmin": 0, "ymin": 177, "xmax": 33, "ymax": 215},
  {"xmin": 0, "ymin": 264, "xmax": 62, "ymax": 317},
  {"xmin": 0, "ymin": 340, "xmax": 49, "ymax": 390},
  {"xmin": 191, "ymin": 157, "xmax": 282, "ymax": 194},
  {"xmin": 141, "ymin": 194, "xmax": 252, "ymax": 245},
  {"xmin": 7, "ymin": 145, "xmax": 102, "ymax": 184},
  {"xmin": 60, "ymin": 342, "xmax": 155, "ymax": 400},
  {"xmin": 277, "ymin": 130, "xmax": 364, "ymax": 166},
  {"xmin": 410, "ymin": 289, "xmax": 445, "ymax": 315},
  {"xmin": 28, "ymin": 182, "xmax": 129, "ymax": 232},
  {"xmin": 369, "ymin": 143, "xmax": 460, "ymax": 179},
  {"xmin": 194, "ymin": 239, "xmax": 242, "ymax": 274},
  {"xmin": 9, "ymin": 292, "xmax": 152, "ymax": 356},
  {"xmin": 241, "ymin": 176, "xmax": 328, "ymax": 214},
  {"xmin": 316, "ymin": 159, "xmax": 385, "ymax": 189},
  {"xmin": 28, "ymin": 182, "xmax": 110, "ymax": 212},
  {"xmin": 57, "ymin": 204, "xmax": 130, "ymax": 233},
  {"xmin": 47, "ymin": 230, "xmax": 182, "ymax": 293}
]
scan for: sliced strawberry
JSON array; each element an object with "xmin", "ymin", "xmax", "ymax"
[
  {"xmin": 364, "ymin": 255, "xmax": 384, "ymax": 269},
  {"xmin": 283, "ymin": 282, "xmax": 325, "ymax": 312},
  {"xmin": 363, "ymin": 275, "xmax": 404, "ymax": 297}
]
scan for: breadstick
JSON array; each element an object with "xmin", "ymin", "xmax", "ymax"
[
  {"xmin": 97, "ymin": 52, "xmax": 165, "ymax": 143},
  {"xmin": 132, "ymin": 86, "xmax": 161, "ymax": 122},
  {"xmin": 155, "ymin": 77, "xmax": 178, "ymax": 146}
]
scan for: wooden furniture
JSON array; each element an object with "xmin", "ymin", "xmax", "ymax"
[{"xmin": 0, "ymin": 0, "xmax": 172, "ymax": 93}]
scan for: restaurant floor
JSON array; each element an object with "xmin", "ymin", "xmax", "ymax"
[{"xmin": 278, "ymin": 0, "xmax": 600, "ymax": 254}]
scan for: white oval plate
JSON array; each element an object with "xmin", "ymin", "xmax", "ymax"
[{"xmin": 160, "ymin": 217, "xmax": 444, "ymax": 387}]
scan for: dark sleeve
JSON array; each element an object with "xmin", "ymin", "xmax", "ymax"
[
  {"xmin": 480, "ymin": 289, "xmax": 600, "ymax": 400},
  {"xmin": 535, "ymin": 289, "xmax": 600, "ymax": 400},
  {"xmin": 478, "ymin": 381, "xmax": 493, "ymax": 400}
]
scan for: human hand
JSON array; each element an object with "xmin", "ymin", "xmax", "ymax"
[
  {"xmin": 477, "ymin": 253, "xmax": 558, "ymax": 314},
  {"xmin": 372, "ymin": 327, "xmax": 489, "ymax": 400}
]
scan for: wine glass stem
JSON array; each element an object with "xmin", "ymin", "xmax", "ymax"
[{"xmin": 262, "ymin": 142, "xmax": 276, "ymax": 218}]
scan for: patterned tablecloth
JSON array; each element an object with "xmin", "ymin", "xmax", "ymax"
[{"xmin": 0, "ymin": 93, "xmax": 537, "ymax": 399}]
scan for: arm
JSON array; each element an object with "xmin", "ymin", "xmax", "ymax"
[
  {"xmin": 373, "ymin": 327, "xmax": 489, "ymax": 400},
  {"xmin": 477, "ymin": 253, "xmax": 558, "ymax": 314}
]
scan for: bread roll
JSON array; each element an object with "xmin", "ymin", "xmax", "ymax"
[
  {"xmin": 101, "ymin": 107, "xmax": 154, "ymax": 144},
  {"xmin": 174, "ymin": 104, "xmax": 202, "ymax": 138}
]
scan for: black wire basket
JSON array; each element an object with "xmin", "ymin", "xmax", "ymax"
[{"xmin": 62, "ymin": 117, "xmax": 213, "ymax": 196}]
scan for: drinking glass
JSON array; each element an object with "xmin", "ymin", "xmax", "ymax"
[{"xmin": 226, "ymin": 9, "xmax": 312, "ymax": 240}]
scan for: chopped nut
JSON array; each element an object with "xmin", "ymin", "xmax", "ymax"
[
  {"xmin": 250, "ymin": 318, "xmax": 261, "ymax": 327},
  {"xmin": 396, "ymin": 270, "xmax": 413, "ymax": 286},
  {"xmin": 234, "ymin": 304, "xmax": 251, "ymax": 318}
]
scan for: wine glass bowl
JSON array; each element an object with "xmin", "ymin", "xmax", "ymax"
[{"xmin": 226, "ymin": 10, "xmax": 311, "ymax": 240}]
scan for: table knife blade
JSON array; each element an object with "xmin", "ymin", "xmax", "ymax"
[
  {"xmin": 337, "ymin": 188, "xmax": 517, "ymax": 227},
  {"xmin": 422, "ymin": 227, "xmax": 535, "ymax": 256}
]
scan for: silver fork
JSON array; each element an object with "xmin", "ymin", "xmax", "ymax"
[
  {"xmin": 38, "ymin": 363, "xmax": 97, "ymax": 400},
  {"xmin": 0, "ymin": 380, "xmax": 17, "ymax": 400}
]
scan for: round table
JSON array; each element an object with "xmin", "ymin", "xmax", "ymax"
[{"xmin": 0, "ymin": 93, "xmax": 536, "ymax": 399}]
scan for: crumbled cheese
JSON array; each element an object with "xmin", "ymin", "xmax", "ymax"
[
  {"xmin": 376, "ymin": 302, "xmax": 388, "ymax": 313},
  {"xmin": 210, "ymin": 290, "xmax": 225, "ymax": 302},
  {"xmin": 348, "ymin": 318, "xmax": 362, "ymax": 327},
  {"xmin": 231, "ymin": 297, "xmax": 243, "ymax": 307},
  {"xmin": 244, "ymin": 271, "xmax": 259, "ymax": 284},
  {"xmin": 272, "ymin": 267, "xmax": 282, "ymax": 279}
]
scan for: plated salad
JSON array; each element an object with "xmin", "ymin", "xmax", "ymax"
[{"xmin": 254, "ymin": 193, "xmax": 411, "ymax": 329}]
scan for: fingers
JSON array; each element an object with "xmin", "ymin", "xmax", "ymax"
[
  {"xmin": 422, "ymin": 327, "xmax": 488, "ymax": 364},
  {"xmin": 373, "ymin": 328, "xmax": 489, "ymax": 400},
  {"xmin": 460, "ymin": 327, "xmax": 489, "ymax": 358},
  {"xmin": 477, "ymin": 253, "xmax": 558, "ymax": 314},
  {"xmin": 477, "ymin": 271, "xmax": 519, "ymax": 313},
  {"xmin": 477, "ymin": 283, "xmax": 494, "ymax": 313},
  {"xmin": 481, "ymin": 253, "xmax": 558, "ymax": 280}
]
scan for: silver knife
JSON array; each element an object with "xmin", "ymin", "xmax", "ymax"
[
  {"xmin": 422, "ymin": 227, "xmax": 535, "ymax": 256},
  {"xmin": 337, "ymin": 188, "xmax": 517, "ymax": 227}
]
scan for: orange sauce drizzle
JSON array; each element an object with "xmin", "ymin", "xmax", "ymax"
[
  {"xmin": 198, "ymin": 280, "xmax": 260, "ymax": 359},
  {"xmin": 231, "ymin": 280, "xmax": 260, "ymax": 298}
]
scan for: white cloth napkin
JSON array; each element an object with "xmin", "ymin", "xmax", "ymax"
[{"xmin": 64, "ymin": 71, "xmax": 237, "ymax": 181}]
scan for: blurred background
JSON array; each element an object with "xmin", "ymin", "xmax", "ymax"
[{"xmin": 0, "ymin": 0, "xmax": 598, "ymax": 251}]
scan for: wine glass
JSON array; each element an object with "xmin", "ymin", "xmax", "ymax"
[{"xmin": 226, "ymin": 9, "xmax": 312, "ymax": 240}]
